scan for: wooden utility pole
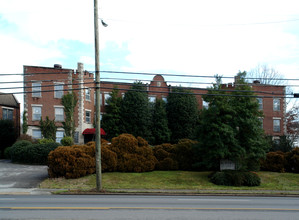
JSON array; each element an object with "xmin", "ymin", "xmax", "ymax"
[{"xmin": 94, "ymin": 0, "xmax": 102, "ymax": 191}]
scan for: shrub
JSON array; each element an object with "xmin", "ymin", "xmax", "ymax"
[
  {"xmin": 153, "ymin": 143, "xmax": 178, "ymax": 170},
  {"xmin": 260, "ymin": 151, "xmax": 286, "ymax": 172},
  {"xmin": 285, "ymin": 147, "xmax": 299, "ymax": 173},
  {"xmin": 0, "ymin": 119, "xmax": 17, "ymax": 158},
  {"xmin": 48, "ymin": 139, "xmax": 117, "ymax": 178},
  {"xmin": 9, "ymin": 140, "xmax": 59, "ymax": 165},
  {"xmin": 174, "ymin": 139, "xmax": 198, "ymax": 170},
  {"xmin": 60, "ymin": 136, "xmax": 74, "ymax": 146},
  {"xmin": 210, "ymin": 170, "xmax": 261, "ymax": 186},
  {"xmin": 110, "ymin": 134, "xmax": 157, "ymax": 172},
  {"xmin": 17, "ymin": 134, "xmax": 37, "ymax": 143},
  {"xmin": 38, "ymin": 138, "xmax": 55, "ymax": 144}
]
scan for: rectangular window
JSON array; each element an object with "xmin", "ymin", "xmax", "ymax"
[
  {"xmin": 257, "ymin": 98, "xmax": 263, "ymax": 110},
  {"xmin": 32, "ymin": 82, "xmax": 41, "ymax": 97},
  {"xmin": 273, "ymin": 98, "xmax": 280, "ymax": 111},
  {"xmin": 56, "ymin": 131, "xmax": 64, "ymax": 143},
  {"xmin": 55, "ymin": 107, "xmax": 64, "ymax": 122},
  {"xmin": 273, "ymin": 119, "xmax": 281, "ymax": 132},
  {"xmin": 32, "ymin": 106, "xmax": 42, "ymax": 121},
  {"xmin": 258, "ymin": 117, "xmax": 263, "ymax": 129},
  {"xmin": 85, "ymin": 88, "xmax": 91, "ymax": 101},
  {"xmin": 86, "ymin": 110, "xmax": 91, "ymax": 123},
  {"xmin": 2, "ymin": 108, "xmax": 13, "ymax": 120},
  {"xmin": 74, "ymin": 131, "xmax": 79, "ymax": 144},
  {"xmin": 104, "ymin": 93, "xmax": 111, "ymax": 105},
  {"xmin": 54, "ymin": 84, "xmax": 63, "ymax": 98},
  {"xmin": 148, "ymin": 96, "xmax": 156, "ymax": 103},
  {"xmin": 32, "ymin": 129, "xmax": 42, "ymax": 139},
  {"xmin": 162, "ymin": 96, "xmax": 167, "ymax": 103}
]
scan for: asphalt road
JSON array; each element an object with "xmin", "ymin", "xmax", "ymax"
[
  {"xmin": 1, "ymin": 195, "xmax": 299, "ymax": 220},
  {"xmin": 0, "ymin": 159, "xmax": 48, "ymax": 194}
]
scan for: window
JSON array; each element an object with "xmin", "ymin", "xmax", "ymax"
[
  {"xmin": 2, "ymin": 108, "xmax": 13, "ymax": 120},
  {"xmin": 257, "ymin": 98, "xmax": 263, "ymax": 110},
  {"xmin": 162, "ymin": 96, "xmax": 167, "ymax": 103},
  {"xmin": 32, "ymin": 129, "xmax": 42, "ymax": 139},
  {"xmin": 104, "ymin": 93, "xmax": 111, "ymax": 105},
  {"xmin": 74, "ymin": 131, "xmax": 79, "ymax": 144},
  {"xmin": 56, "ymin": 131, "xmax": 64, "ymax": 143},
  {"xmin": 54, "ymin": 83, "xmax": 63, "ymax": 98},
  {"xmin": 32, "ymin": 106, "xmax": 42, "ymax": 121},
  {"xmin": 273, "ymin": 119, "xmax": 281, "ymax": 132},
  {"xmin": 55, "ymin": 107, "xmax": 64, "ymax": 122},
  {"xmin": 258, "ymin": 117, "xmax": 263, "ymax": 129},
  {"xmin": 86, "ymin": 110, "xmax": 91, "ymax": 123},
  {"xmin": 273, "ymin": 98, "xmax": 280, "ymax": 111},
  {"xmin": 85, "ymin": 88, "xmax": 91, "ymax": 101},
  {"xmin": 32, "ymin": 82, "xmax": 41, "ymax": 97},
  {"xmin": 203, "ymin": 100, "xmax": 209, "ymax": 109},
  {"xmin": 157, "ymin": 81, "xmax": 161, "ymax": 87},
  {"xmin": 148, "ymin": 96, "xmax": 156, "ymax": 103}
]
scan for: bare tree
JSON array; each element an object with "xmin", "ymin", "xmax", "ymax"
[{"xmin": 247, "ymin": 64, "xmax": 286, "ymax": 85}]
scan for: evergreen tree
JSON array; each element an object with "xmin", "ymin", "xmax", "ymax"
[
  {"xmin": 39, "ymin": 116, "xmax": 57, "ymax": 141},
  {"xmin": 61, "ymin": 92, "xmax": 78, "ymax": 138},
  {"xmin": 151, "ymin": 98, "xmax": 171, "ymax": 145},
  {"xmin": 196, "ymin": 76, "xmax": 242, "ymax": 170},
  {"xmin": 120, "ymin": 82, "xmax": 152, "ymax": 142},
  {"xmin": 231, "ymin": 71, "xmax": 269, "ymax": 170},
  {"xmin": 101, "ymin": 87, "xmax": 122, "ymax": 141},
  {"xmin": 167, "ymin": 87, "xmax": 198, "ymax": 143}
]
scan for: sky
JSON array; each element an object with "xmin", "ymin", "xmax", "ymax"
[{"xmin": 1, "ymin": 0, "xmax": 299, "ymax": 111}]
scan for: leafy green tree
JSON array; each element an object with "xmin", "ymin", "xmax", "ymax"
[
  {"xmin": 39, "ymin": 116, "xmax": 57, "ymax": 141},
  {"xmin": 120, "ymin": 82, "xmax": 152, "ymax": 142},
  {"xmin": 101, "ymin": 87, "xmax": 122, "ymax": 141},
  {"xmin": 61, "ymin": 92, "xmax": 78, "ymax": 137},
  {"xmin": 151, "ymin": 98, "xmax": 171, "ymax": 145},
  {"xmin": 167, "ymin": 87, "xmax": 198, "ymax": 143}
]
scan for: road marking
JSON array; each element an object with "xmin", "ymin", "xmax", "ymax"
[
  {"xmin": 1, "ymin": 207, "xmax": 299, "ymax": 211},
  {"xmin": 0, "ymin": 198, "xmax": 15, "ymax": 200},
  {"xmin": 178, "ymin": 199, "xmax": 250, "ymax": 202}
]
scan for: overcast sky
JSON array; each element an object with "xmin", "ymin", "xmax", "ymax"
[{"xmin": 1, "ymin": 0, "xmax": 299, "ymax": 110}]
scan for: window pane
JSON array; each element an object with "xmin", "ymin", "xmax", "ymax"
[
  {"xmin": 56, "ymin": 131, "xmax": 64, "ymax": 143},
  {"xmin": 86, "ymin": 111, "xmax": 91, "ymax": 123},
  {"xmin": 55, "ymin": 108, "xmax": 64, "ymax": 121},
  {"xmin": 148, "ymin": 96, "xmax": 156, "ymax": 103},
  {"xmin": 32, "ymin": 83, "xmax": 41, "ymax": 97},
  {"xmin": 273, "ymin": 119, "xmax": 280, "ymax": 132},
  {"xmin": 273, "ymin": 99, "xmax": 280, "ymax": 111},
  {"xmin": 54, "ymin": 84, "xmax": 63, "ymax": 98},
  {"xmin": 3, "ymin": 109, "xmax": 13, "ymax": 120},
  {"xmin": 32, "ymin": 107, "xmax": 41, "ymax": 121},
  {"xmin": 32, "ymin": 130, "xmax": 42, "ymax": 139},
  {"xmin": 257, "ymin": 98, "xmax": 263, "ymax": 110},
  {"xmin": 86, "ymin": 88, "xmax": 91, "ymax": 101},
  {"xmin": 104, "ymin": 93, "xmax": 111, "ymax": 105}
]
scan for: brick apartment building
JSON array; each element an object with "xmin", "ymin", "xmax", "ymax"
[
  {"xmin": 23, "ymin": 63, "xmax": 286, "ymax": 144},
  {"xmin": 0, "ymin": 93, "xmax": 21, "ymax": 136}
]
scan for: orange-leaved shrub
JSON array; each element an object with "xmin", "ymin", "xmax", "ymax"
[
  {"xmin": 48, "ymin": 139, "xmax": 117, "ymax": 179},
  {"xmin": 152, "ymin": 143, "xmax": 178, "ymax": 170},
  {"xmin": 260, "ymin": 151, "xmax": 286, "ymax": 172},
  {"xmin": 109, "ymin": 134, "xmax": 157, "ymax": 172}
]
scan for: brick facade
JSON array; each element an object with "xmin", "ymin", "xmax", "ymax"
[{"xmin": 23, "ymin": 63, "xmax": 285, "ymax": 143}]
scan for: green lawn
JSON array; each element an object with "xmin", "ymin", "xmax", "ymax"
[{"xmin": 40, "ymin": 171, "xmax": 299, "ymax": 191}]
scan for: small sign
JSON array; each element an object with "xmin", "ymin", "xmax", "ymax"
[{"xmin": 220, "ymin": 159, "xmax": 236, "ymax": 171}]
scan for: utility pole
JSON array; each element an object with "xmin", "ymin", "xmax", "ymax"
[{"xmin": 94, "ymin": 0, "xmax": 102, "ymax": 191}]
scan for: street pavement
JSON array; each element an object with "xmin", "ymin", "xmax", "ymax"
[{"xmin": 0, "ymin": 159, "xmax": 51, "ymax": 195}]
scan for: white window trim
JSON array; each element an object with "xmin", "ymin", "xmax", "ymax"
[
  {"xmin": 85, "ymin": 88, "xmax": 91, "ymax": 101},
  {"xmin": 273, "ymin": 98, "xmax": 281, "ymax": 111},
  {"xmin": 273, "ymin": 118, "xmax": 281, "ymax": 132},
  {"xmin": 32, "ymin": 105, "xmax": 42, "ymax": 121}
]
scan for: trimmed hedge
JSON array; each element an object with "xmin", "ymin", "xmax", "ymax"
[
  {"xmin": 109, "ymin": 134, "xmax": 157, "ymax": 172},
  {"xmin": 260, "ymin": 151, "xmax": 286, "ymax": 172},
  {"xmin": 9, "ymin": 140, "xmax": 60, "ymax": 165},
  {"xmin": 210, "ymin": 170, "xmax": 261, "ymax": 186},
  {"xmin": 153, "ymin": 143, "xmax": 178, "ymax": 170},
  {"xmin": 48, "ymin": 140, "xmax": 118, "ymax": 179}
]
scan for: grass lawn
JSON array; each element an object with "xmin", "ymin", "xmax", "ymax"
[{"xmin": 40, "ymin": 171, "xmax": 299, "ymax": 192}]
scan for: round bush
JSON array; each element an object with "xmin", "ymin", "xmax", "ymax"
[
  {"xmin": 285, "ymin": 147, "xmax": 299, "ymax": 173},
  {"xmin": 60, "ymin": 136, "xmax": 74, "ymax": 146},
  {"xmin": 260, "ymin": 151, "xmax": 286, "ymax": 172},
  {"xmin": 110, "ymin": 134, "xmax": 157, "ymax": 172},
  {"xmin": 210, "ymin": 170, "xmax": 261, "ymax": 186},
  {"xmin": 153, "ymin": 143, "xmax": 178, "ymax": 170},
  {"xmin": 9, "ymin": 140, "xmax": 33, "ymax": 163},
  {"xmin": 38, "ymin": 138, "xmax": 55, "ymax": 144}
]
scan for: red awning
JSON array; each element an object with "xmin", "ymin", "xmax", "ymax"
[{"xmin": 82, "ymin": 128, "xmax": 106, "ymax": 135}]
